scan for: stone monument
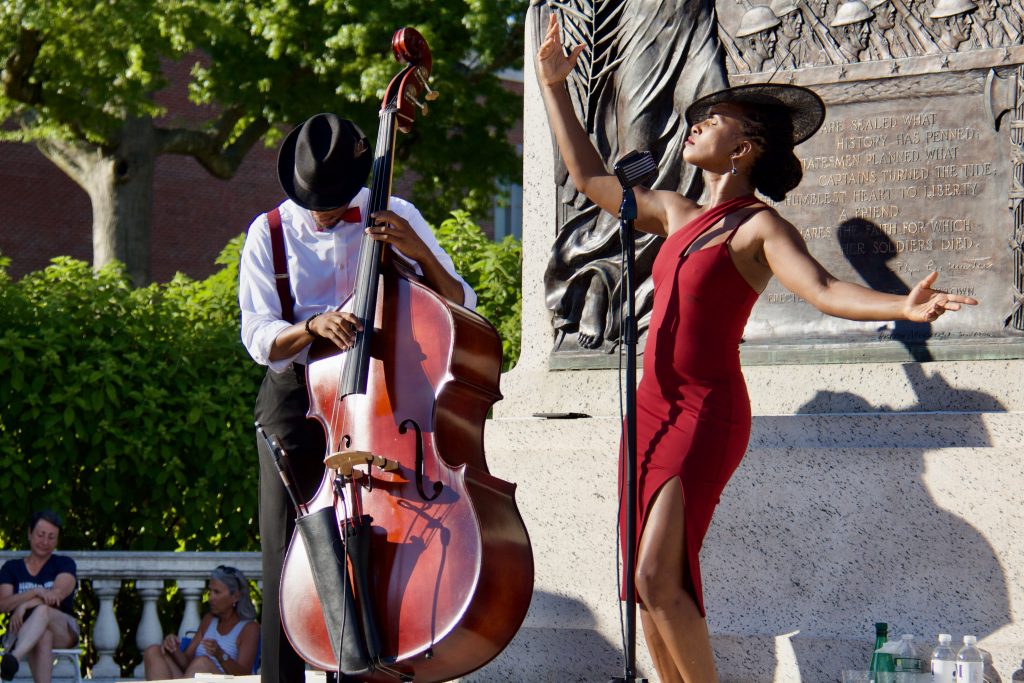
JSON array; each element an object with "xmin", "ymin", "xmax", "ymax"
[{"xmin": 473, "ymin": 1, "xmax": 1024, "ymax": 681}]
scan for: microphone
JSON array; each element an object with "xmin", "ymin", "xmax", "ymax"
[
  {"xmin": 255, "ymin": 421, "xmax": 307, "ymax": 514},
  {"xmin": 613, "ymin": 150, "xmax": 658, "ymax": 189}
]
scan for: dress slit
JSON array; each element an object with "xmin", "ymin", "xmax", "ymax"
[{"xmin": 635, "ymin": 476, "xmax": 700, "ymax": 614}]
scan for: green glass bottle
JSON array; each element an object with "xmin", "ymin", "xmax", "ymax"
[{"xmin": 869, "ymin": 622, "xmax": 895, "ymax": 683}]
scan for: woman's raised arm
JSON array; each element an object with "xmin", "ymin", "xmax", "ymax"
[{"xmin": 535, "ymin": 14, "xmax": 673, "ymax": 235}]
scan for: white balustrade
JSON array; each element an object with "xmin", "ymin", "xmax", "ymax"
[
  {"xmin": 91, "ymin": 579, "xmax": 121, "ymax": 680},
  {"xmin": 0, "ymin": 551, "xmax": 261, "ymax": 683},
  {"xmin": 132, "ymin": 580, "xmax": 164, "ymax": 679},
  {"xmin": 177, "ymin": 580, "xmax": 207, "ymax": 639}
]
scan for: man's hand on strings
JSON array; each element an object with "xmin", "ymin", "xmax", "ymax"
[
  {"xmin": 307, "ymin": 311, "xmax": 364, "ymax": 351},
  {"xmin": 365, "ymin": 210, "xmax": 430, "ymax": 263}
]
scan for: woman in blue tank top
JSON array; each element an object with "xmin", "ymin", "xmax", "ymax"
[{"xmin": 143, "ymin": 566, "xmax": 259, "ymax": 679}]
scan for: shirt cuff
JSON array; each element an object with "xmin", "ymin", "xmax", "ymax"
[{"xmin": 253, "ymin": 320, "xmax": 297, "ymax": 373}]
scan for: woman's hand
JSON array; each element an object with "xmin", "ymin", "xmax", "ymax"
[
  {"xmin": 10, "ymin": 603, "xmax": 29, "ymax": 631},
  {"xmin": 200, "ymin": 639, "xmax": 223, "ymax": 662},
  {"xmin": 161, "ymin": 634, "xmax": 181, "ymax": 655},
  {"xmin": 536, "ymin": 14, "xmax": 585, "ymax": 87},
  {"xmin": 38, "ymin": 588, "xmax": 60, "ymax": 607},
  {"xmin": 903, "ymin": 271, "xmax": 978, "ymax": 322},
  {"xmin": 306, "ymin": 311, "xmax": 364, "ymax": 351}
]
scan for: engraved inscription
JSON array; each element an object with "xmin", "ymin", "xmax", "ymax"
[{"xmin": 744, "ymin": 92, "xmax": 1014, "ymax": 345}]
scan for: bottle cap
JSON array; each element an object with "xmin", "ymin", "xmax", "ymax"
[
  {"xmin": 964, "ymin": 635, "xmax": 977, "ymax": 645},
  {"xmin": 939, "ymin": 634, "xmax": 952, "ymax": 643},
  {"xmin": 875, "ymin": 622, "xmax": 888, "ymax": 633}
]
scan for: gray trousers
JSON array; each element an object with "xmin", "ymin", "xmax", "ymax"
[{"xmin": 254, "ymin": 364, "xmax": 326, "ymax": 683}]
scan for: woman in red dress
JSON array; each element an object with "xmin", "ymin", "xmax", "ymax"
[{"xmin": 536, "ymin": 15, "xmax": 977, "ymax": 683}]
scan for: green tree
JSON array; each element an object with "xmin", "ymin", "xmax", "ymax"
[
  {"xmin": 0, "ymin": 0, "xmax": 525, "ymax": 284},
  {"xmin": 435, "ymin": 210, "xmax": 521, "ymax": 371}
]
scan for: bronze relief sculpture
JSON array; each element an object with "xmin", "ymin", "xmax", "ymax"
[{"xmin": 531, "ymin": 0, "xmax": 728, "ymax": 354}]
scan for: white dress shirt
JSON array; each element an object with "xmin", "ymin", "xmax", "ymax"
[{"xmin": 239, "ymin": 188, "xmax": 476, "ymax": 372}]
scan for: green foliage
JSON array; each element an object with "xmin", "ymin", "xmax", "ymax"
[
  {"xmin": 0, "ymin": 242, "xmax": 263, "ymax": 552},
  {"xmin": 435, "ymin": 211, "xmax": 521, "ymax": 371},
  {"xmin": 0, "ymin": 219, "xmax": 521, "ymax": 552},
  {"xmin": 0, "ymin": 0, "xmax": 526, "ymax": 221}
]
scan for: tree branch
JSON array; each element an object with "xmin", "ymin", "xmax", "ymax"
[
  {"xmin": 36, "ymin": 136, "xmax": 100, "ymax": 188},
  {"xmin": 1, "ymin": 27, "xmax": 43, "ymax": 104},
  {"xmin": 157, "ymin": 114, "xmax": 270, "ymax": 179},
  {"xmin": 209, "ymin": 104, "xmax": 245, "ymax": 148},
  {"xmin": 156, "ymin": 126, "xmax": 213, "ymax": 156}
]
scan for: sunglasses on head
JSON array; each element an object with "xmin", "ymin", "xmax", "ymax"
[{"xmin": 215, "ymin": 565, "xmax": 240, "ymax": 576}]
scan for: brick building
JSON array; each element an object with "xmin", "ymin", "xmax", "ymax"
[{"xmin": 0, "ymin": 63, "xmax": 523, "ymax": 283}]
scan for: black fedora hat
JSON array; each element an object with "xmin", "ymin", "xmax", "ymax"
[
  {"xmin": 685, "ymin": 84, "xmax": 826, "ymax": 146},
  {"xmin": 277, "ymin": 113, "xmax": 373, "ymax": 211}
]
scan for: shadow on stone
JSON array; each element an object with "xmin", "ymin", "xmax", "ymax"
[
  {"xmin": 460, "ymin": 590, "xmax": 630, "ymax": 682},
  {"xmin": 706, "ymin": 378, "xmax": 1009, "ymax": 679}
]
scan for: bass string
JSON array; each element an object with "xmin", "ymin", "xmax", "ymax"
[{"xmin": 327, "ymin": 105, "xmax": 400, "ymax": 462}]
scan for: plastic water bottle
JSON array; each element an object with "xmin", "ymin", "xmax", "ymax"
[
  {"xmin": 957, "ymin": 635, "xmax": 984, "ymax": 683},
  {"xmin": 894, "ymin": 634, "xmax": 922, "ymax": 673},
  {"xmin": 930, "ymin": 634, "xmax": 956, "ymax": 683}
]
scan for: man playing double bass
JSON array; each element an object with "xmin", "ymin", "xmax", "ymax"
[{"xmin": 237, "ymin": 112, "xmax": 476, "ymax": 683}]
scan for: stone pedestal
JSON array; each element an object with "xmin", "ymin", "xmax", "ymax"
[{"xmin": 476, "ymin": 362, "xmax": 1024, "ymax": 682}]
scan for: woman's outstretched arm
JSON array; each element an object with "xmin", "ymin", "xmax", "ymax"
[{"xmin": 761, "ymin": 213, "xmax": 978, "ymax": 321}]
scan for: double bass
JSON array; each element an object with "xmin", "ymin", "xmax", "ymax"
[{"xmin": 278, "ymin": 27, "xmax": 534, "ymax": 683}]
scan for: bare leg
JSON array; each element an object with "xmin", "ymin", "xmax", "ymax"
[
  {"xmin": 25, "ymin": 630, "xmax": 53, "ymax": 683},
  {"xmin": 10, "ymin": 609, "xmax": 52, "ymax": 660},
  {"xmin": 184, "ymin": 656, "xmax": 221, "ymax": 676},
  {"xmin": 143, "ymin": 645, "xmax": 185, "ymax": 681},
  {"xmin": 639, "ymin": 607, "xmax": 684, "ymax": 683},
  {"xmin": 635, "ymin": 480, "xmax": 718, "ymax": 683},
  {"xmin": 21, "ymin": 608, "xmax": 76, "ymax": 683},
  {"xmin": 10, "ymin": 606, "xmax": 78, "ymax": 683}
]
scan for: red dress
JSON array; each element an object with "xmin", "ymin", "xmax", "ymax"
[{"xmin": 620, "ymin": 194, "xmax": 764, "ymax": 617}]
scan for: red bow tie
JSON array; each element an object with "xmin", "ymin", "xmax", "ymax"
[
  {"xmin": 340, "ymin": 206, "xmax": 362, "ymax": 223},
  {"xmin": 315, "ymin": 206, "xmax": 362, "ymax": 232}
]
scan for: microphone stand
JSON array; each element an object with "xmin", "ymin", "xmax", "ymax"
[
  {"xmin": 610, "ymin": 185, "xmax": 645, "ymax": 683},
  {"xmin": 609, "ymin": 150, "xmax": 654, "ymax": 683}
]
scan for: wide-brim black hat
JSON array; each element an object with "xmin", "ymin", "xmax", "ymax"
[
  {"xmin": 277, "ymin": 113, "xmax": 373, "ymax": 211},
  {"xmin": 685, "ymin": 84, "xmax": 826, "ymax": 146}
]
